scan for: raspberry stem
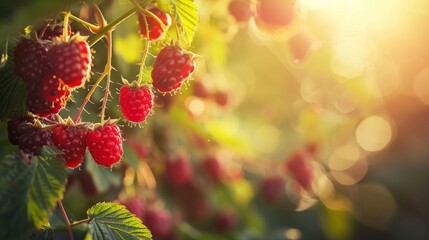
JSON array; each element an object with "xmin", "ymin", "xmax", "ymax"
[
  {"xmin": 88, "ymin": 0, "xmax": 153, "ymax": 47},
  {"xmin": 63, "ymin": 12, "xmax": 70, "ymax": 41},
  {"xmin": 137, "ymin": 13, "xmax": 150, "ymax": 85},
  {"xmin": 57, "ymin": 200, "xmax": 73, "ymax": 240},
  {"xmin": 68, "ymin": 13, "xmax": 100, "ymax": 32},
  {"xmin": 100, "ymin": 31, "xmax": 113, "ymax": 125},
  {"xmin": 70, "ymin": 218, "xmax": 91, "ymax": 227}
]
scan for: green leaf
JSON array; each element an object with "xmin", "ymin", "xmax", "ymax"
[
  {"xmin": 170, "ymin": 0, "xmax": 199, "ymax": 46},
  {"xmin": 27, "ymin": 228, "xmax": 54, "ymax": 240},
  {"xmin": 85, "ymin": 150, "xmax": 122, "ymax": 193},
  {"xmin": 87, "ymin": 202, "xmax": 152, "ymax": 240},
  {"xmin": 0, "ymin": 147, "xmax": 67, "ymax": 239}
]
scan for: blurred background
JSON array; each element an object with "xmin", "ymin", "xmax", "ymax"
[{"xmin": 2, "ymin": 0, "xmax": 429, "ymax": 239}]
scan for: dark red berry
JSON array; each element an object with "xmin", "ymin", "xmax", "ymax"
[
  {"xmin": 40, "ymin": 72, "xmax": 69, "ymax": 102},
  {"xmin": 144, "ymin": 208, "xmax": 173, "ymax": 239},
  {"xmin": 289, "ymin": 32, "xmax": 311, "ymax": 63},
  {"xmin": 214, "ymin": 210, "xmax": 238, "ymax": 233},
  {"xmin": 260, "ymin": 175, "xmax": 284, "ymax": 204},
  {"xmin": 87, "ymin": 124, "xmax": 123, "ymax": 167},
  {"xmin": 179, "ymin": 183, "xmax": 210, "ymax": 222},
  {"xmin": 192, "ymin": 81, "xmax": 210, "ymax": 99},
  {"xmin": 214, "ymin": 90, "xmax": 230, "ymax": 107},
  {"xmin": 48, "ymin": 35, "xmax": 91, "ymax": 88},
  {"xmin": 138, "ymin": 6, "xmax": 172, "ymax": 41},
  {"xmin": 40, "ymin": 24, "xmax": 71, "ymax": 40},
  {"xmin": 78, "ymin": 171, "xmax": 98, "ymax": 196},
  {"xmin": 7, "ymin": 116, "xmax": 35, "ymax": 145},
  {"xmin": 121, "ymin": 197, "xmax": 145, "ymax": 219},
  {"xmin": 228, "ymin": 0, "xmax": 253, "ymax": 23},
  {"xmin": 27, "ymin": 85, "xmax": 69, "ymax": 117},
  {"xmin": 284, "ymin": 150, "xmax": 313, "ymax": 190},
  {"xmin": 13, "ymin": 38, "xmax": 49, "ymax": 84},
  {"xmin": 52, "ymin": 124, "xmax": 89, "ymax": 168},
  {"xmin": 255, "ymin": 0, "xmax": 296, "ymax": 30},
  {"xmin": 119, "ymin": 83, "xmax": 153, "ymax": 123},
  {"xmin": 151, "ymin": 45, "xmax": 196, "ymax": 93},
  {"xmin": 18, "ymin": 124, "xmax": 52, "ymax": 155},
  {"xmin": 165, "ymin": 155, "xmax": 193, "ymax": 187},
  {"xmin": 201, "ymin": 156, "xmax": 224, "ymax": 183}
]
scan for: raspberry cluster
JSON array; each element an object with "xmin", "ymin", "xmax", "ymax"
[
  {"xmin": 7, "ymin": 117, "xmax": 123, "ymax": 168},
  {"xmin": 14, "ymin": 27, "xmax": 91, "ymax": 117}
]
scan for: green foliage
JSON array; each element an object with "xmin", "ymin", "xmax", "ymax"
[
  {"xmin": 85, "ymin": 150, "xmax": 122, "ymax": 193},
  {"xmin": 0, "ymin": 146, "xmax": 67, "ymax": 239},
  {"xmin": 169, "ymin": 0, "xmax": 199, "ymax": 46},
  {"xmin": 87, "ymin": 202, "xmax": 152, "ymax": 240},
  {"xmin": 0, "ymin": 37, "xmax": 27, "ymax": 121},
  {"xmin": 27, "ymin": 228, "xmax": 54, "ymax": 240}
]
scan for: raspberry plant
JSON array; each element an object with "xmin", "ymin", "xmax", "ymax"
[{"xmin": 0, "ymin": 0, "xmax": 343, "ymax": 239}]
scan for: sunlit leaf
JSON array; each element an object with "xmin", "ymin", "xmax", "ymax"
[
  {"xmin": 169, "ymin": 0, "xmax": 198, "ymax": 46},
  {"xmin": 87, "ymin": 202, "xmax": 152, "ymax": 240}
]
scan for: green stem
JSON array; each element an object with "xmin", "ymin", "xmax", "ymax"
[
  {"xmin": 100, "ymin": 31, "xmax": 113, "ymax": 125},
  {"xmin": 70, "ymin": 218, "xmax": 91, "ymax": 227},
  {"xmin": 68, "ymin": 13, "xmax": 99, "ymax": 32}
]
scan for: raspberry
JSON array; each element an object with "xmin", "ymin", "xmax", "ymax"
[
  {"xmin": 284, "ymin": 150, "xmax": 313, "ymax": 190},
  {"xmin": 48, "ymin": 34, "xmax": 91, "ymax": 88},
  {"xmin": 214, "ymin": 90, "xmax": 230, "ymax": 107},
  {"xmin": 127, "ymin": 139, "xmax": 149, "ymax": 160},
  {"xmin": 289, "ymin": 32, "xmax": 311, "ymax": 63},
  {"xmin": 87, "ymin": 123, "xmax": 123, "ymax": 167},
  {"xmin": 165, "ymin": 155, "xmax": 193, "ymax": 187},
  {"xmin": 214, "ymin": 210, "xmax": 238, "ymax": 233},
  {"xmin": 119, "ymin": 82, "xmax": 153, "ymax": 123},
  {"xmin": 143, "ymin": 208, "xmax": 173, "ymax": 239},
  {"xmin": 39, "ymin": 24, "xmax": 71, "ymax": 40},
  {"xmin": 7, "ymin": 116, "xmax": 35, "ymax": 145},
  {"xmin": 138, "ymin": 6, "xmax": 172, "ymax": 41},
  {"xmin": 201, "ymin": 156, "xmax": 224, "ymax": 184},
  {"xmin": 228, "ymin": 0, "xmax": 253, "ymax": 23},
  {"xmin": 260, "ymin": 175, "xmax": 284, "ymax": 204},
  {"xmin": 27, "ymin": 85, "xmax": 69, "ymax": 117},
  {"xmin": 40, "ymin": 72, "xmax": 69, "ymax": 102},
  {"xmin": 78, "ymin": 171, "xmax": 98, "ymax": 196},
  {"xmin": 121, "ymin": 197, "xmax": 145, "ymax": 219},
  {"xmin": 52, "ymin": 123, "xmax": 89, "ymax": 168},
  {"xmin": 18, "ymin": 123, "xmax": 52, "ymax": 155},
  {"xmin": 255, "ymin": 0, "xmax": 296, "ymax": 30},
  {"xmin": 151, "ymin": 45, "xmax": 196, "ymax": 93},
  {"xmin": 13, "ymin": 38, "xmax": 49, "ymax": 84},
  {"xmin": 192, "ymin": 80, "xmax": 210, "ymax": 99},
  {"xmin": 179, "ymin": 183, "xmax": 210, "ymax": 222}
]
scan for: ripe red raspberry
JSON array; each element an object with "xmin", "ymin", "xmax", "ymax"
[
  {"xmin": 121, "ymin": 197, "xmax": 145, "ymax": 219},
  {"xmin": 7, "ymin": 116, "xmax": 35, "ymax": 145},
  {"xmin": 255, "ymin": 0, "xmax": 296, "ymax": 30},
  {"xmin": 228, "ymin": 0, "xmax": 253, "ymax": 23},
  {"xmin": 165, "ymin": 155, "xmax": 193, "ymax": 187},
  {"xmin": 18, "ymin": 123, "xmax": 52, "ymax": 155},
  {"xmin": 214, "ymin": 210, "xmax": 238, "ymax": 233},
  {"xmin": 119, "ymin": 82, "xmax": 153, "ymax": 123},
  {"xmin": 27, "ymin": 85, "xmax": 69, "ymax": 117},
  {"xmin": 289, "ymin": 32, "xmax": 311, "ymax": 63},
  {"xmin": 151, "ymin": 45, "xmax": 196, "ymax": 93},
  {"xmin": 52, "ymin": 123, "xmax": 89, "ymax": 168},
  {"xmin": 39, "ymin": 24, "xmax": 71, "ymax": 40},
  {"xmin": 13, "ymin": 38, "xmax": 49, "ymax": 84},
  {"xmin": 143, "ymin": 208, "xmax": 173, "ymax": 239},
  {"xmin": 284, "ymin": 150, "xmax": 313, "ymax": 190},
  {"xmin": 201, "ymin": 156, "xmax": 225, "ymax": 184},
  {"xmin": 138, "ymin": 6, "xmax": 172, "ymax": 41},
  {"xmin": 87, "ymin": 123, "xmax": 123, "ymax": 167},
  {"xmin": 40, "ymin": 72, "xmax": 69, "ymax": 102},
  {"xmin": 48, "ymin": 34, "xmax": 91, "ymax": 88},
  {"xmin": 260, "ymin": 175, "xmax": 284, "ymax": 204}
]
